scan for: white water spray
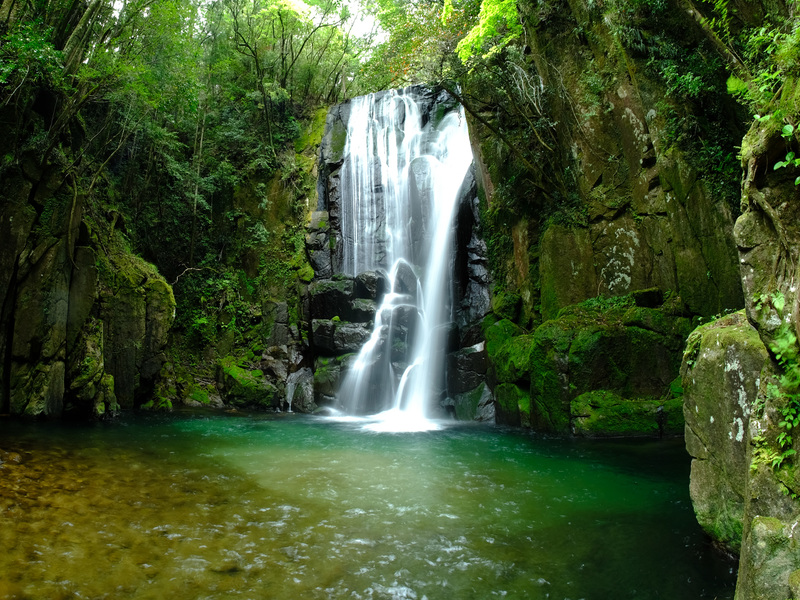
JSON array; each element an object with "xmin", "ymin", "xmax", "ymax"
[{"xmin": 335, "ymin": 88, "xmax": 473, "ymax": 431}]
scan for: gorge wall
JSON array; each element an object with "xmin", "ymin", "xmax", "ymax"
[
  {"xmin": 457, "ymin": 0, "xmax": 749, "ymax": 436},
  {"xmin": 681, "ymin": 118, "xmax": 800, "ymax": 600},
  {"xmin": 0, "ymin": 157, "xmax": 175, "ymax": 419},
  {"xmin": 456, "ymin": 0, "xmax": 800, "ymax": 596}
]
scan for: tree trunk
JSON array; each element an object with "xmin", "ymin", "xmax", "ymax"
[
  {"xmin": 189, "ymin": 103, "xmax": 207, "ymax": 268},
  {"xmin": 63, "ymin": 0, "xmax": 103, "ymax": 76}
]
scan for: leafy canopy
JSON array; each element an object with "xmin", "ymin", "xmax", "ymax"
[{"xmin": 443, "ymin": 0, "xmax": 521, "ymax": 63}]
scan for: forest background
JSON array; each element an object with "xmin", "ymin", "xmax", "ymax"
[{"xmin": 1, "ymin": 0, "xmax": 798, "ymax": 409}]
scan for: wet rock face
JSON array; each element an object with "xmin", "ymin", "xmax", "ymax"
[{"xmin": 0, "ymin": 166, "xmax": 176, "ymax": 418}]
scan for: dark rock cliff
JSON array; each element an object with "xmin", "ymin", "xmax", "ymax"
[{"xmin": 0, "ymin": 162, "xmax": 175, "ymax": 419}]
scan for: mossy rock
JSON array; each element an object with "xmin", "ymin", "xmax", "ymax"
[
  {"xmin": 737, "ymin": 516, "xmax": 800, "ymax": 600},
  {"xmin": 295, "ymin": 107, "xmax": 329, "ymax": 154},
  {"xmin": 186, "ymin": 385, "xmax": 211, "ymax": 405},
  {"xmin": 297, "ymin": 263, "xmax": 315, "ymax": 283},
  {"xmin": 491, "ymin": 290, "xmax": 522, "ymax": 322},
  {"xmin": 491, "ymin": 334, "xmax": 535, "ymax": 383},
  {"xmin": 570, "ymin": 390, "xmax": 680, "ymax": 437},
  {"xmin": 484, "ymin": 318, "xmax": 525, "ymax": 358},
  {"xmin": 218, "ymin": 356, "xmax": 276, "ymax": 408},
  {"xmin": 313, "ymin": 356, "xmax": 343, "ymax": 397},
  {"xmin": 519, "ymin": 295, "xmax": 692, "ymax": 433},
  {"xmin": 495, "ymin": 383, "xmax": 527, "ymax": 427},
  {"xmin": 451, "ymin": 383, "xmax": 492, "ymax": 421}
]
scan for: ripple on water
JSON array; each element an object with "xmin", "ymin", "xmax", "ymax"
[{"xmin": 0, "ymin": 414, "xmax": 736, "ymax": 600}]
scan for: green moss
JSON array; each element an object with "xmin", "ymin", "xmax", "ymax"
[
  {"xmin": 294, "ymin": 107, "xmax": 329, "ymax": 154},
  {"xmin": 187, "ymin": 385, "xmax": 211, "ymax": 405},
  {"xmin": 140, "ymin": 395, "xmax": 173, "ymax": 411},
  {"xmin": 570, "ymin": 390, "xmax": 683, "ymax": 437},
  {"xmin": 491, "ymin": 290, "xmax": 522, "ymax": 322},
  {"xmin": 485, "ymin": 318, "xmax": 525, "ymax": 357},
  {"xmin": 701, "ymin": 496, "xmax": 745, "ymax": 550},
  {"xmin": 452, "ymin": 384, "xmax": 488, "ymax": 421},
  {"xmin": 297, "ymin": 263, "xmax": 314, "ymax": 283},
  {"xmin": 329, "ymin": 120, "xmax": 348, "ymax": 163},
  {"xmin": 495, "ymin": 383, "xmax": 527, "ymax": 426},
  {"xmin": 492, "ymin": 334, "xmax": 535, "ymax": 383}
]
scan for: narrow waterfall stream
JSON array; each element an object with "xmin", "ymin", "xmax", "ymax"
[{"xmin": 335, "ymin": 89, "xmax": 473, "ymax": 431}]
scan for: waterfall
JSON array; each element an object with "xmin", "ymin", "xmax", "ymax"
[{"xmin": 335, "ymin": 88, "xmax": 474, "ymax": 431}]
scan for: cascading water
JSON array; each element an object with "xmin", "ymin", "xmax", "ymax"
[{"xmin": 335, "ymin": 88, "xmax": 474, "ymax": 431}]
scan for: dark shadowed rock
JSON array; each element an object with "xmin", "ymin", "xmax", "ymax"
[
  {"xmin": 354, "ymin": 270, "xmax": 389, "ymax": 301},
  {"xmin": 309, "ymin": 278, "xmax": 354, "ymax": 320},
  {"xmin": 447, "ymin": 342, "xmax": 487, "ymax": 395}
]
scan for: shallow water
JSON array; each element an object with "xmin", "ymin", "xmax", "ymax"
[{"xmin": 0, "ymin": 411, "xmax": 735, "ymax": 599}]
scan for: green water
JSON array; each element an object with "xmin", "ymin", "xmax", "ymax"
[{"xmin": 0, "ymin": 411, "xmax": 736, "ymax": 599}]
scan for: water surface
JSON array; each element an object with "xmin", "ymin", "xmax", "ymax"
[{"xmin": 0, "ymin": 411, "xmax": 736, "ymax": 599}]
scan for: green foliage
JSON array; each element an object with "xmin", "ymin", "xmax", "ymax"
[
  {"xmin": 448, "ymin": 0, "xmax": 522, "ymax": 64},
  {"xmin": 773, "ymin": 124, "xmax": 800, "ymax": 185},
  {"xmin": 752, "ymin": 291, "xmax": 800, "ymax": 473},
  {"xmin": 0, "ymin": 19, "xmax": 65, "ymax": 90},
  {"xmin": 578, "ymin": 294, "xmax": 635, "ymax": 311}
]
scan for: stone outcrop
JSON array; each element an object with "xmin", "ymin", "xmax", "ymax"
[
  {"xmin": 466, "ymin": 0, "xmax": 744, "ymax": 327},
  {"xmin": 682, "ymin": 311, "xmax": 769, "ymax": 554},
  {"xmin": 486, "ymin": 291, "xmax": 692, "ymax": 436},
  {"xmin": 0, "ymin": 165, "xmax": 175, "ymax": 418},
  {"xmin": 681, "ymin": 115, "xmax": 800, "ymax": 599}
]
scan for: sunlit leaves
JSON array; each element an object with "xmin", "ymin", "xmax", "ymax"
[{"xmin": 446, "ymin": 0, "xmax": 521, "ymax": 64}]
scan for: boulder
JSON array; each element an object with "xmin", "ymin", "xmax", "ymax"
[
  {"xmin": 217, "ymin": 356, "xmax": 278, "ymax": 409},
  {"xmin": 354, "ymin": 270, "xmax": 389, "ymax": 301},
  {"xmin": 448, "ymin": 382, "xmax": 494, "ymax": 422},
  {"xmin": 447, "ymin": 342, "xmax": 488, "ymax": 395},
  {"xmin": 306, "ymin": 211, "xmax": 332, "ymax": 279},
  {"xmin": 486, "ymin": 296, "xmax": 693, "ymax": 434},
  {"xmin": 571, "ymin": 390, "xmax": 682, "ymax": 437},
  {"xmin": 309, "ymin": 278, "xmax": 354, "ymax": 320},
  {"xmin": 333, "ymin": 322, "xmax": 372, "ymax": 353},
  {"xmin": 682, "ymin": 310, "xmax": 768, "ymax": 553},
  {"xmin": 287, "ymin": 368, "xmax": 316, "ymax": 413}
]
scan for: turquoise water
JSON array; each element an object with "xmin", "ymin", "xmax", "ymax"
[{"xmin": 0, "ymin": 411, "xmax": 736, "ymax": 599}]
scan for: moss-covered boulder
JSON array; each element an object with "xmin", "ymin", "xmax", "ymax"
[
  {"xmin": 571, "ymin": 390, "xmax": 682, "ymax": 437},
  {"xmin": 217, "ymin": 356, "xmax": 278, "ymax": 409},
  {"xmin": 487, "ymin": 294, "xmax": 693, "ymax": 435},
  {"xmin": 99, "ymin": 251, "xmax": 176, "ymax": 409},
  {"xmin": 736, "ymin": 517, "xmax": 800, "ymax": 600},
  {"xmin": 495, "ymin": 383, "xmax": 529, "ymax": 427},
  {"xmin": 682, "ymin": 310, "xmax": 769, "ymax": 554}
]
